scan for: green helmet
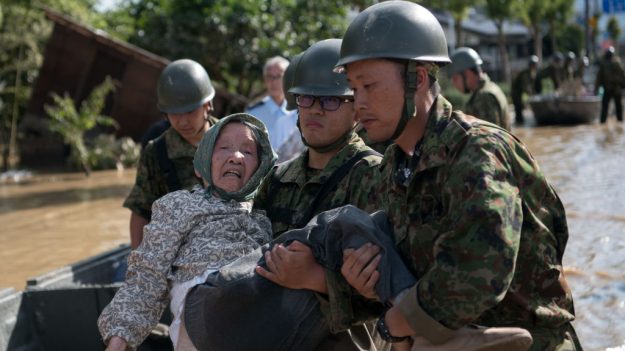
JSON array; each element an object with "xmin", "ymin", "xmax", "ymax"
[
  {"xmin": 448, "ymin": 47, "xmax": 483, "ymax": 76},
  {"xmin": 290, "ymin": 39, "xmax": 353, "ymax": 98},
  {"xmin": 283, "ymin": 52, "xmax": 304, "ymax": 111},
  {"xmin": 335, "ymin": 1, "xmax": 450, "ymax": 70},
  {"xmin": 335, "ymin": 1, "xmax": 450, "ymax": 141},
  {"xmin": 157, "ymin": 59, "xmax": 215, "ymax": 114}
]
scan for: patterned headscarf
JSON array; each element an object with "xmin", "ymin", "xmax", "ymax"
[{"xmin": 193, "ymin": 113, "xmax": 277, "ymax": 202}]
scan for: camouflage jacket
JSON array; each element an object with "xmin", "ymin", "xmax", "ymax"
[
  {"xmin": 595, "ymin": 57, "xmax": 625, "ymax": 95},
  {"xmin": 465, "ymin": 75, "xmax": 510, "ymax": 130},
  {"xmin": 254, "ymin": 133, "xmax": 382, "ymax": 236},
  {"xmin": 326, "ymin": 96, "xmax": 577, "ymax": 350},
  {"xmin": 123, "ymin": 117, "xmax": 219, "ymax": 220},
  {"xmin": 510, "ymin": 68, "xmax": 537, "ymax": 99}
]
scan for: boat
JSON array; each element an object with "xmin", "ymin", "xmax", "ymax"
[
  {"xmin": 0, "ymin": 245, "xmax": 173, "ymax": 351},
  {"xmin": 528, "ymin": 94, "xmax": 601, "ymax": 125}
]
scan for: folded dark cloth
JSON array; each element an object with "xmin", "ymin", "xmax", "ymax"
[{"xmin": 184, "ymin": 205, "xmax": 416, "ymax": 351}]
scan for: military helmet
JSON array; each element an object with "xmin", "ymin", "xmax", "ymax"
[
  {"xmin": 157, "ymin": 59, "xmax": 215, "ymax": 114},
  {"xmin": 605, "ymin": 46, "xmax": 615, "ymax": 59},
  {"xmin": 335, "ymin": 0, "xmax": 450, "ymax": 70},
  {"xmin": 553, "ymin": 52, "xmax": 564, "ymax": 62},
  {"xmin": 283, "ymin": 52, "xmax": 304, "ymax": 111},
  {"xmin": 529, "ymin": 55, "xmax": 540, "ymax": 65},
  {"xmin": 290, "ymin": 39, "xmax": 353, "ymax": 98},
  {"xmin": 566, "ymin": 51, "xmax": 576, "ymax": 62},
  {"xmin": 448, "ymin": 47, "xmax": 483, "ymax": 76}
]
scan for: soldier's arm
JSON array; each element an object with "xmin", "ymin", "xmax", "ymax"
[
  {"xmin": 394, "ymin": 132, "xmax": 523, "ymax": 334},
  {"xmin": 129, "ymin": 212, "xmax": 148, "ymax": 249}
]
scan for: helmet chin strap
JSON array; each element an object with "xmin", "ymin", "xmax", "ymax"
[{"xmin": 392, "ymin": 61, "xmax": 419, "ymax": 140}]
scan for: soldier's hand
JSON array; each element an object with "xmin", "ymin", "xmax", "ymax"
[
  {"xmin": 341, "ymin": 243, "xmax": 381, "ymax": 300},
  {"xmin": 255, "ymin": 241, "xmax": 327, "ymax": 293}
]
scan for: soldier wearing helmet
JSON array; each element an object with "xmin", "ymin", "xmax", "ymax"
[
  {"xmin": 536, "ymin": 52, "xmax": 566, "ymax": 93},
  {"xmin": 448, "ymin": 47, "xmax": 510, "ymax": 130},
  {"xmin": 124, "ymin": 59, "xmax": 220, "ymax": 248},
  {"xmin": 511, "ymin": 55, "xmax": 540, "ymax": 124},
  {"xmin": 254, "ymin": 39, "xmax": 384, "ymax": 351},
  {"xmin": 595, "ymin": 46, "xmax": 625, "ymax": 123},
  {"xmin": 326, "ymin": 1, "xmax": 581, "ymax": 350}
]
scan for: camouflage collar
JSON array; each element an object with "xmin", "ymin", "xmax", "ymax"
[
  {"xmin": 280, "ymin": 133, "xmax": 366, "ymax": 187},
  {"xmin": 381, "ymin": 95, "xmax": 472, "ymax": 174},
  {"xmin": 164, "ymin": 127, "xmax": 199, "ymax": 159}
]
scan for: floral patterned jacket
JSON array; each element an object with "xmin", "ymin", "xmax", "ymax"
[{"xmin": 98, "ymin": 186, "xmax": 272, "ymax": 349}]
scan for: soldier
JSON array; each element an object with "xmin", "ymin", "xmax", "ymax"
[
  {"xmin": 536, "ymin": 52, "xmax": 565, "ymax": 93},
  {"xmin": 123, "ymin": 59, "xmax": 220, "ymax": 248},
  {"xmin": 324, "ymin": 1, "xmax": 581, "ymax": 350},
  {"xmin": 595, "ymin": 46, "xmax": 625, "ymax": 123},
  {"xmin": 563, "ymin": 51, "xmax": 577, "ymax": 81},
  {"xmin": 253, "ymin": 39, "xmax": 385, "ymax": 350},
  {"xmin": 448, "ymin": 47, "xmax": 511, "ymax": 130},
  {"xmin": 510, "ymin": 55, "xmax": 539, "ymax": 125}
]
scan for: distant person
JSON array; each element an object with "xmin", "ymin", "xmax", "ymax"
[
  {"xmin": 536, "ymin": 52, "xmax": 565, "ymax": 93},
  {"xmin": 247, "ymin": 56, "xmax": 298, "ymax": 157},
  {"xmin": 124, "ymin": 59, "xmax": 219, "ymax": 249},
  {"xmin": 563, "ymin": 51, "xmax": 577, "ymax": 81},
  {"xmin": 99, "ymin": 114, "xmax": 277, "ymax": 351},
  {"xmin": 274, "ymin": 52, "xmax": 306, "ymax": 163},
  {"xmin": 595, "ymin": 46, "xmax": 625, "ymax": 123},
  {"xmin": 510, "ymin": 55, "xmax": 539, "ymax": 124},
  {"xmin": 448, "ymin": 47, "xmax": 511, "ymax": 130}
]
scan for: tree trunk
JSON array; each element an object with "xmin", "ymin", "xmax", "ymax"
[
  {"xmin": 496, "ymin": 21, "xmax": 510, "ymax": 85},
  {"xmin": 455, "ymin": 17, "xmax": 464, "ymax": 47},
  {"xmin": 549, "ymin": 20, "xmax": 557, "ymax": 55},
  {"xmin": 533, "ymin": 24, "xmax": 543, "ymax": 61}
]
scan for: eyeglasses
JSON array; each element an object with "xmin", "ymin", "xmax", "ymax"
[{"xmin": 295, "ymin": 95, "xmax": 353, "ymax": 112}]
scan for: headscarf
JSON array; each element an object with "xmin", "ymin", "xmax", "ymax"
[{"xmin": 193, "ymin": 113, "xmax": 277, "ymax": 202}]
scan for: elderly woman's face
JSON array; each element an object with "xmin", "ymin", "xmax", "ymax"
[{"xmin": 211, "ymin": 123, "xmax": 259, "ymax": 193}]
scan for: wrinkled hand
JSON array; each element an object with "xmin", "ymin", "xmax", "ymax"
[
  {"xmin": 255, "ymin": 241, "xmax": 327, "ymax": 293},
  {"xmin": 105, "ymin": 336, "xmax": 127, "ymax": 351},
  {"xmin": 341, "ymin": 243, "xmax": 381, "ymax": 299}
]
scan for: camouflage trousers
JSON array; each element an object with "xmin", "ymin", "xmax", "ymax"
[{"xmin": 529, "ymin": 323, "xmax": 583, "ymax": 351}]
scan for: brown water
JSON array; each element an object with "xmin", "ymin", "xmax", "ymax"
[{"xmin": 1, "ymin": 121, "xmax": 624, "ymax": 349}]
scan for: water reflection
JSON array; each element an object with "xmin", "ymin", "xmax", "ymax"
[{"xmin": 513, "ymin": 121, "xmax": 625, "ymax": 350}]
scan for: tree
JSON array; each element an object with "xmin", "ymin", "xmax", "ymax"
[
  {"xmin": 421, "ymin": 0, "xmax": 482, "ymax": 47},
  {"xmin": 544, "ymin": 0, "xmax": 574, "ymax": 55},
  {"xmin": 516, "ymin": 0, "xmax": 549, "ymax": 60},
  {"xmin": 124, "ymin": 0, "xmax": 356, "ymax": 97},
  {"xmin": 484, "ymin": 0, "xmax": 516, "ymax": 84},
  {"xmin": 45, "ymin": 77, "xmax": 118, "ymax": 176},
  {"xmin": 607, "ymin": 15, "xmax": 621, "ymax": 49}
]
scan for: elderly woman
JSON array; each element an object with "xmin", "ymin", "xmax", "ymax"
[{"xmin": 98, "ymin": 113, "xmax": 276, "ymax": 351}]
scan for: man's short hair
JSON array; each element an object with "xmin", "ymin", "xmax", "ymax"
[{"xmin": 263, "ymin": 56, "xmax": 290, "ymax": 75}]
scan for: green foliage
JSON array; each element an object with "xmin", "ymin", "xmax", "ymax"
[
  {"xmin": 556, "ymin": 23, "xmax": 584, "ymax": 55},
  {"xmin": 87, "ymin": 134, "xmax": 140, "ymax": 170},
  {"xmin": 123, "ymin": 0, "xmax": 357, "ymax": 96},
  {"xmin": 607, "ymin": 16, "xmax": 621, "ymax": 43},
  {"xmin": 44, "ymin": 76, "xmax": 118, "ymax": 175}
]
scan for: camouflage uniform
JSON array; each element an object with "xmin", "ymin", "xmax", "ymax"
[
  {"xmin": 510, "ymin": 68, "xmax": 537, "ymax": 124},
  {"xmin": 254, "ymin": 133, "xmax": 381, "ymax": 236},
  {"xmin": 595, "ymin": 56, "xmax": 625, "ymax": 123},
  {"xmin": 464, "ymin": 75, "xmax": 511, "ymax": 130},
  {"xmin": 325, "ymin": 96, "xmax": 580, "ymax": 350},
  {"xmin": 123, "ymin": 116, "xmax": 219, "ymax": 220}
]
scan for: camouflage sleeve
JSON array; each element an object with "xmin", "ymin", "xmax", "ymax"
[
  {"xmin": 395, "ymin": 132, "xmax": 523, "ymax": 331},
  {"xmin": 123, "ymin": 144, "xmax": 164, "ymax": 220},
  {"xmin": 344, "ymin": 156, "xmax": 382, "ymax": 213},
  {"xmin": 98, "ymin": 192, "xmax": 191, "ymax": 347},
  {"xmin": 252, "ymin": 165, "xmax": 277, "ymax": 213}
]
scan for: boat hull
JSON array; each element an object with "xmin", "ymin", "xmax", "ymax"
[{"xmin": 529, "ymin": 95, "xmax": 601, "ymax": 125}]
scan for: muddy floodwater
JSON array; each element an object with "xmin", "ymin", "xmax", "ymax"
[{"xmin": 1, "ymin": 121, "xmax": 625, "ymax": 350}]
